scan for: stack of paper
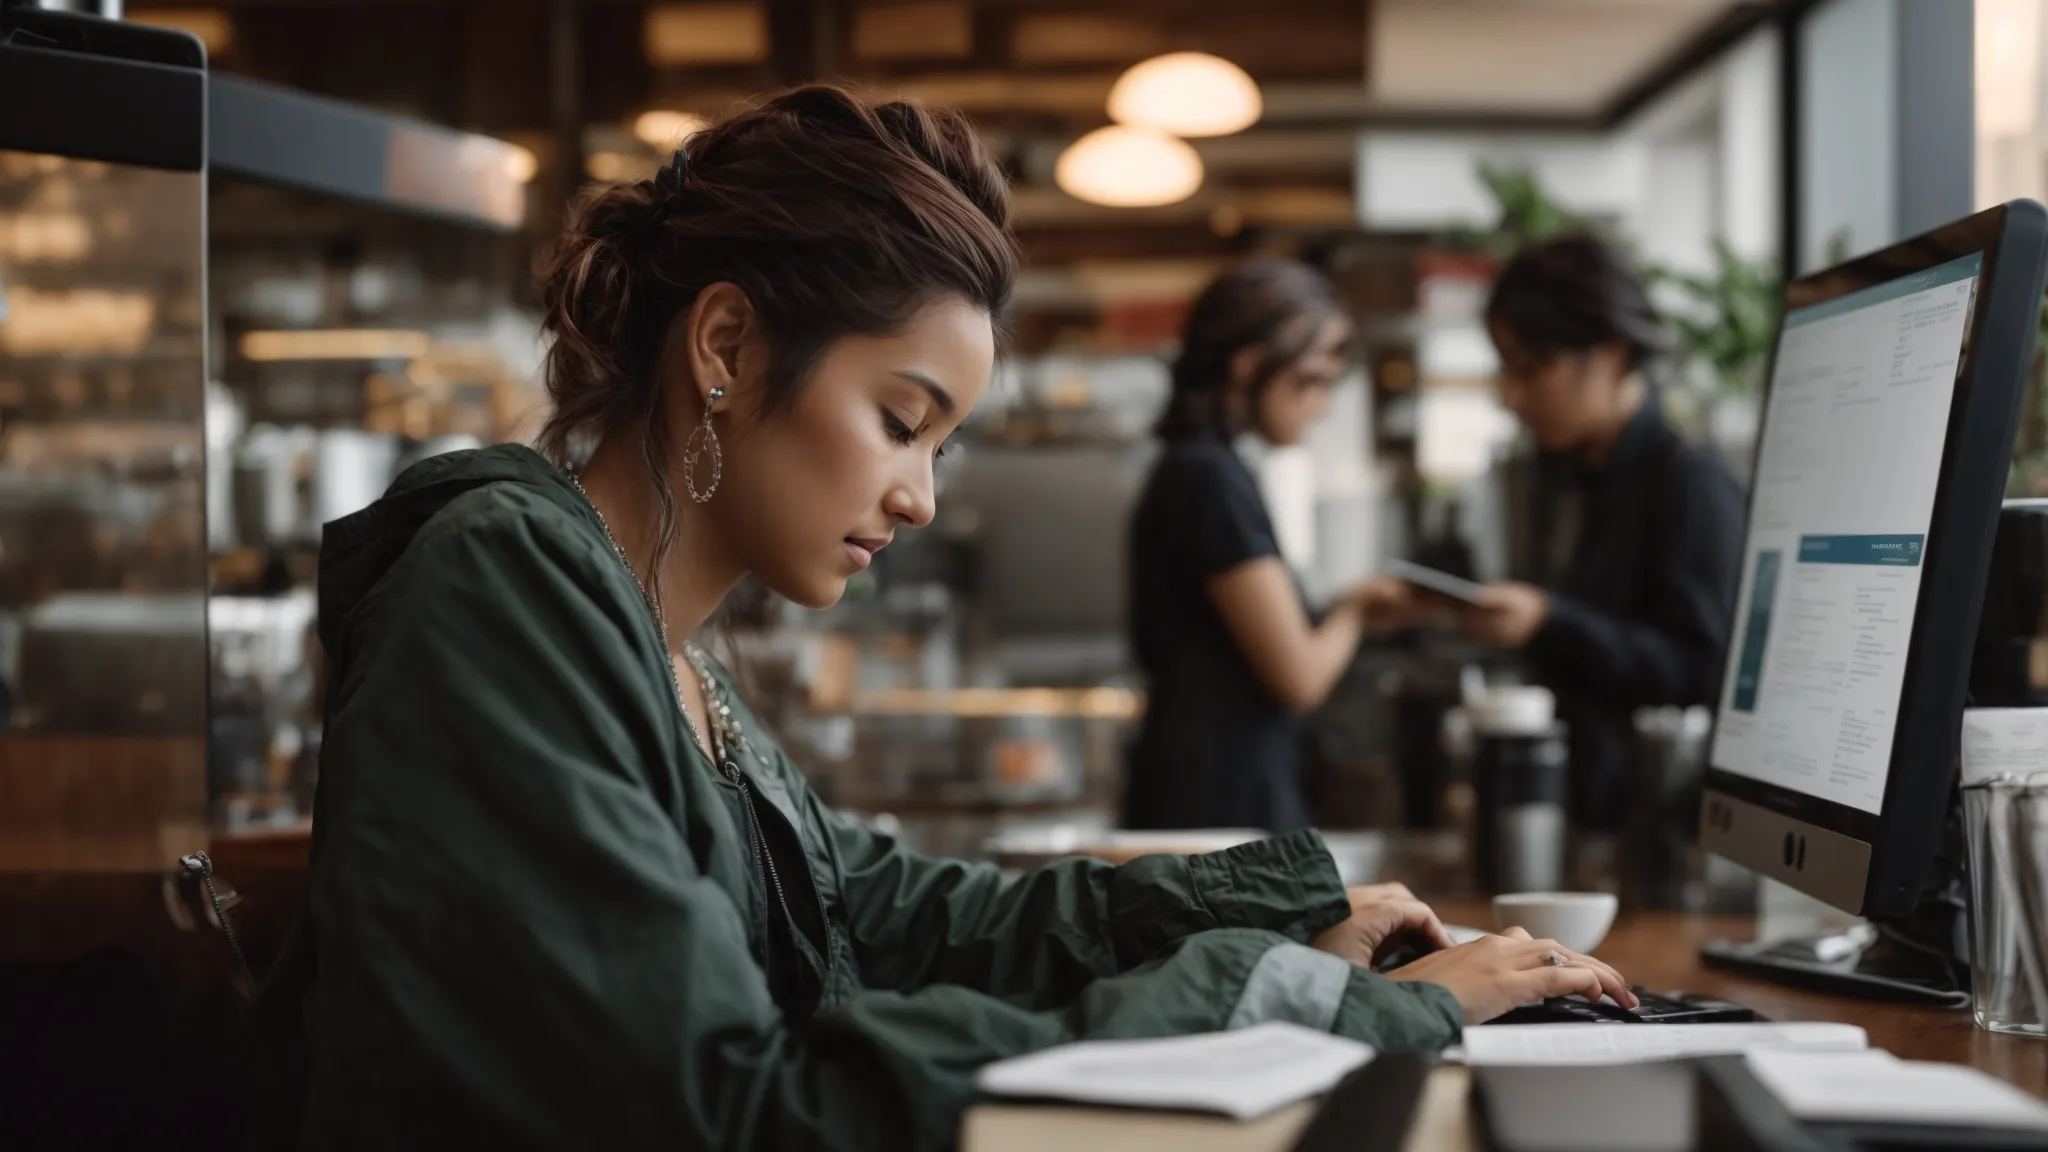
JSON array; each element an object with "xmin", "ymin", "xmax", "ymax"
[
  {"xmin": 1453, "ymin": 1022, "xmax": 1868, "ymax": 1066},
  {"xmin": 974, "ymin": 1023, "xmax": 1375, "ymax": 1120},
  {"xmin": 1746, "ymin": 1048, "xmax": 2048, "ymax": 1131}
]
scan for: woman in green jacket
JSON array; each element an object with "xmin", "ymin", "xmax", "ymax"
[{"xmin": 261, "ymin": 86, "xmax": 1632, "ymax": 1150}]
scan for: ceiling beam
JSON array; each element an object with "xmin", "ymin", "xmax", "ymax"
[{"xmin": 1597, "ymin": 0, "xmax": 1790, "ymax": 128}]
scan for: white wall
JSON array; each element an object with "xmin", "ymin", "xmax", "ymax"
[
  {"xmin": 1616, "ymin": 31, "xmax": 1722, "ymax": 278},
  {"xmin": 1254, "ymin": 372, "xmax": 1383, "ymax": 599},
  {"xmin": 1356, "ymin": 132, "xmax": 1645, "ymax": 232},
  {"xmin": 1356, "ymin": 24, "xmax": 1782, "ymax": 280},
  {"xmin": 1303, "ymin": 372, "xmax": 1380, "ymax": 594},
  {"xmin": 1636, "ymin": 137, "xmax": 1718, "ymax": 275},
  {"xmin": 1618, "ymin": 25, "xmax": 1783, "ymax": 277},
  {"xmin": 1721, "ymin": 30, "xmax": 1783, "ymax": 262}
]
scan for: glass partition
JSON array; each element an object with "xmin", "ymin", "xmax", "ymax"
[{"xmin": 0, "ymin": 150, "xmax": 209, "ymax": 870}]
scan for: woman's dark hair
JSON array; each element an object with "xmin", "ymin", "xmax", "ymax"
[
  {"xmin": 1485, "ymin": 232, "xmax": 1667, "ymax": 372},
  {"xmin": 1155, "ymin": 258, "xmax": 1345, "ymax": 441},
  {"xmin": 535, "ymin": 84, "xmax": 1017, "ymax": 563}
]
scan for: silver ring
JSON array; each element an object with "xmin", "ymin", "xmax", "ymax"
[{"xmin": 1545, "ymin": 950, "xmax": 1568, "ymax": 967}]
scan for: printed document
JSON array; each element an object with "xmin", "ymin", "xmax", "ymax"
[
  {"xmin": 975, "ymin": 1022, "xmax": 1374, "ymax": 1120},
  {"xmin": 1747, "ymin": 1048, "xmax": 2048, "ymax": 1130}
]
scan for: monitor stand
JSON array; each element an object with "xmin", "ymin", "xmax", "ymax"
[
  {"xmin": 1698, "ymin": 928, "xmax": 1969, "ymax": 1007},
  {"xmin": 1699, "ymin": 794, "xmax": 1974, "ymax": 1008}
]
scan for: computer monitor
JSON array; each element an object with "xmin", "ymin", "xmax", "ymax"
[{"xmin": 1698, "ymin": 201, "xmax": 2048, "ymax": 921}]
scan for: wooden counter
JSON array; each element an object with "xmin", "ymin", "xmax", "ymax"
[{"xmin": 0, "ymin": 735, "xmax": 208, "ymax": 872}]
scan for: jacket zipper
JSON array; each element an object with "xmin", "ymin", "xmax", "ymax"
[
  {"xmin": 724, "ymin": 759, "xmax": 798, "ymax": 953},
  {"xmin": 724, "ymin": 759, "xmax": 837, "ymax": 979}
]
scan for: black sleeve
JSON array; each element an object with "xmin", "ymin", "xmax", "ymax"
[
  {"xmin": 1169, "ymin": 448, "xmax": 1281, "ymax": 577},
  {"xmin": 1526, "ymin": 447, "xmax": 1746, "ymax": 706}
]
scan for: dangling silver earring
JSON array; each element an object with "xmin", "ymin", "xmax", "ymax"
[{"xmin": 683, "ymin": 386, "xmax": 724, "ymax": 504}]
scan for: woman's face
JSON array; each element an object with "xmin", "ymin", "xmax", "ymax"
[
  {"xmin": 711, "ymin": 295, "xmax": 994, "ymax": 608},
  {"xmin": 1488, "ymin": 321, "xmax": 1629, "ymax": 452},
  {"xmin": 1249, "ymin": 314, "xmax": 1352, "ymax": 447}
]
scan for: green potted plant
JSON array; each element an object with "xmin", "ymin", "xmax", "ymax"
[
  {"xmin": 1645, "ymin": 241, "xmax": 1780, "ymax": 449},
  {"xmin": 1427, "ymin": 163, "xmax": 1583, "ymax": 278},
  {"xmin": 1413, "ymin": 163, "xmax": 1584, "ymax": 341},
  {"xmin": 1462, "ymin": 162, "xmax": 1586, "ymax": 256}
]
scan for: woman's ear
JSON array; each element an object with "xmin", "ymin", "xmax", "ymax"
[
  {"xmin": 682, "ymin": 282, "xmax": 760, "ymax": 413},
  {"xmin": 1227, "ymin": 343, "xmax": 1266, "ymax": 393}
]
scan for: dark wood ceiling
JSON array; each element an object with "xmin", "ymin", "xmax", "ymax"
[
  {"xmin": 125, "ymin": 1, "xmax": 1372, "ymax": 132},
  {"xmin": 126, "ymin": 0, "xmax": 1765, "ymax": 330}
]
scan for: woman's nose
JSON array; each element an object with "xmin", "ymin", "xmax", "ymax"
[{"xmin": 883, "ymin": 464, "xmax": 936, "ymax": 528}]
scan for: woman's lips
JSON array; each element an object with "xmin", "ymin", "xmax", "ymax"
[{"xmin": 844, "ymin": 537, "xmax": 888, "ymax": 569}]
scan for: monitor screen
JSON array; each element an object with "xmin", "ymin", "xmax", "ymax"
[{"xmin": 1710, "ymin": 253, "xmax": 1984, "ymax": 815}]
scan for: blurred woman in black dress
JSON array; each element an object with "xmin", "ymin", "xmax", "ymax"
[{"xmin": 1123, "ymin": 260, "xmax": 1411, "ymax": 832}]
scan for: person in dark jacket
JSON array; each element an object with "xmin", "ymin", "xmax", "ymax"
[
  {"xmin": 1460, "ymin": 234, "xmax": 1746, "ymax": 830},
  {"xmin": 1124, "ymin": 260, "xmax": 1415, "ymax": 833},
  {"xmin": 252, "ymin": 89, "xmax": 1633, "ymax": 1151}
]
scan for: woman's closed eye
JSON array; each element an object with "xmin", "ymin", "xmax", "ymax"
[{"xmin": 882, "ymin": 409, "xmax": 949, "ymax": 457}]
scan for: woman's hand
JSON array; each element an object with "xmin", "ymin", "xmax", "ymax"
[
  {"xmin": 1461, "ymin": 582, "xmax": 1551, "ymax": 648},
  {"xmin": 1310, "ymin": 882, "xmax": 1456, "ymax": 966},
  {"xmin": 1381, "ymin": 927, "xmax": 1637, "ymax": 1024},
  {"xmin": 1346, "ymin": 576, "xmax": 1429, "ymax": 633}
]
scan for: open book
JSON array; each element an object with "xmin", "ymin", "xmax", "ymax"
[{"xmin": 974, "ymin": 1023, "xmax": 1375, "ymax": 1121}]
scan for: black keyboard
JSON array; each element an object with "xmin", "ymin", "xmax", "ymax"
[{"xmin": 1487, "ymin": 988, "xmax": 1760, "ymax": 1025}]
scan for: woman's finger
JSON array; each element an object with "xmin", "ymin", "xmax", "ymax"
[
  {"xmin": 1376, "ymin": 899, "xmax": 1447, "ymax": 943},
  {"xmin": 1522, "ymin": 963, "xmax": 1604, "ymax": 1003},
  {"xmin": 1500, "ymin": 926, "xmax": 1534, "ymax": 942},
  {"xmin": 1419, "ymin": 912, "xmax": 1457, "ymax": 951},
  {"xmin": 1509, "ymin": 941, "xmax": 1634, "ymax": 1007},
  {"xmin": 1377, "ymin": 898, "xmax": 1454, "ymax": 950},
  {"xmin": 1568, "ymin": 952, "xmax": 1635, "ymax": 1006}
]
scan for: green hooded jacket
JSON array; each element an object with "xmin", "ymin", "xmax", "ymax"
[{"xmin": 261, "ymin": 444, "xmax": 1461, "ymax": 1150}]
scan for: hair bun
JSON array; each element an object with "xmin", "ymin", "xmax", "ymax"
[{"xmin": 535, "ymin": 83, "xmax": 1017, "ymax": 478}]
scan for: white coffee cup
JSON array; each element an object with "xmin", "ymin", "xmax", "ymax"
[
  {"xmin": 1491, "ymin": 891, "xmax": 1619, "ymax": 954},
  {"xmin": 1466, "ymin": 685, "xmax": 1557, "ymax": 736}
]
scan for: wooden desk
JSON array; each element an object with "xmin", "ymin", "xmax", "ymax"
[
  {"xmin": 967, "ymin": 906, "xmax": 2047, "ymax": 1152},
  {"xmin": 1395, "ymin": 904, "xmax": 2048, "ymax": 1151},
  {"xmin": 1495, "ymin": 904, "xmax": 2047, "ymax": 1097}
]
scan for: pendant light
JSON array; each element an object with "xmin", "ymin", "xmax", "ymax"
[
  {"xmin": 634, "ymin": 110, "xmax": 708, "ymax": 150},
  {"xmin": 1108, "ymin": 51, "xmax": 1261, "ymax": 138},
  {"xmin": 1054, "ymin": 125, "xmax": 1204, "ymax": 208}
]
